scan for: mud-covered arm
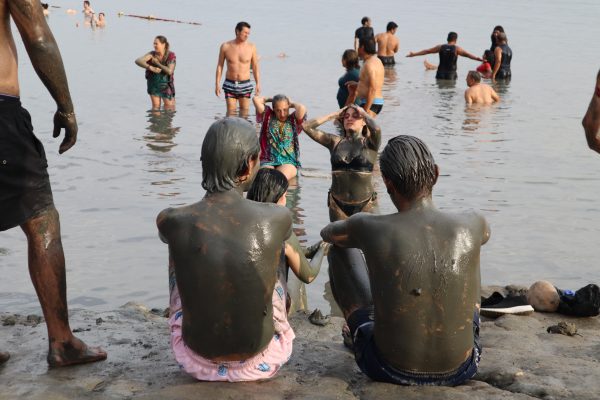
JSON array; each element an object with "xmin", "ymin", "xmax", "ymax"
[
  {"xmin": 285, "ymin": 234, "xmax": 329, "ymax": 284},
  {"xmin": 152, "ymin": 54, "xmax": 175, "ymax": 76},
  {"xmin": 303, "ymin": 110, "xmax": 342, "ymax": 150},
  {"xmin": 583, "ymin": 71, "xmax": 600, "ymax": 153},
  {"xmin": 9, "ymin": 0, "xmax": 77, "ymax": 153},
  {"xmin": 357, "ymin": 105, "xmax": 381, "ymax": 150},
  {"xmin": 407, "ymin": 45, "xmax": 440, "ymax": 57},
  {"xmin": 135, "ymin": 53, "xmax": 160, "ymax": 73},
  {"xmin": 320, "ymin": 214, "xmax": 363, "ymax": 248}
]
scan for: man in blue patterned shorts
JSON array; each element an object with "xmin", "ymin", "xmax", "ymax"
[{"xmin": 215, "ymin": 21, "xmax": 260, "ymax": 117}]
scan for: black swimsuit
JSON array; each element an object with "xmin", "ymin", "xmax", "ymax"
[
  {"xmin": 328, "ymin": 140, "xmax": 376, "ymax": 217},
  {"xmin": 436, "ymin": 44, "xmax": 458, "ymax": 80},
  {"xmin": 496, "ymin": 44, "xmax": 512, "ymax": 80}
]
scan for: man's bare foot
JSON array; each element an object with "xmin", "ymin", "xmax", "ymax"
[
  {"xmin": 47, "ymin": 336, "xmax": 107, "ymax": 367},
  {"xmin": 0, "ymin": 351, "xmax": 9, "ymax": 364}
]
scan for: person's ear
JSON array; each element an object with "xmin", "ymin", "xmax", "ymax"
[
  {"xmin": 433, "ymin": 164, "xmax": 440, "ymax": 186},
  {"xmin": 240, "ymin": 155, "xmax": 259, "ymax": 183}
]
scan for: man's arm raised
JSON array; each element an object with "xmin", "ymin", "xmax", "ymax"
[
  {"xmin": 406, "ymin": 45, "xmax": 441, "ymax": 57},
  {"xmin": 9, "ymin": 0, "xmax": 76, "ymax": 154}
]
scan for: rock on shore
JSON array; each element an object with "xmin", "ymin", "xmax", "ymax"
[{"xmin": 1, "ymin": 287, "xmax": 599, "ymax": 400}]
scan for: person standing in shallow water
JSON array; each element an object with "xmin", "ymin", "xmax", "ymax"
[
  {"xmin": 375, "ymin": 21, "xmax": 399, "ymax": 66},
  {"xmin": 253, "ymin": 94, "xmax": 306, "ymax": 181},
  {"xmin": 337, "ymin": 50, "xmax": 360, "ymax": 108},
  {"xmin": 491, "ymin": 32, "xmax": 512, "ymax": 81},
  {"xmin": 157, "ymin": 118, "xmax": 295, "ymax": 381},
  {"xmin": 215, "ymin": 21, "xmax": 260, "ymax": 117},
  {"xmin": 0, "ymin": 0, "xmax": 106, "ymax": 367},
  {"xmin": 135, "ymin": 36, "xmax": 176, "ymax": 110},
  {"xmin": 406, "ymin": 32, "xmax": 482, "ymax": 80},
  {"xmin": 583, "ymin": 69, "xmax": 600, "ymax": 153},
  {"xmin": 354, "ymin": 16, "xmax": 373, "ymax": 52},
  {"xmin": 464, "ymin": 71, "xmax": 499, "ymax": 105},
  {"xmin": 321, "ymin": 135, "xmax": 490, "ymax": 386}
]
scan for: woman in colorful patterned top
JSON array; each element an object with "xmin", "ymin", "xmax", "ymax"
[
  {"xmin": 253, "ymin": 95, "xmax": 306, "ymax": 180},
  {"xmin": 135, "ymin": 35, "xmax": 176, "ymax": 110}
]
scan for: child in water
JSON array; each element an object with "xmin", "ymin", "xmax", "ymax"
[{"xmin": 476, "ymin": 50, "xmax": 493, "ymax": 79}]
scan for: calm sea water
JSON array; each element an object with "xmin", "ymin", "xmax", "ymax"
[{"xmin": 1, "ymin": 0, "xmax": 600, "ymax": 314}]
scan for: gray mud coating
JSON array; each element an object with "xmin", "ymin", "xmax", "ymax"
[{"xmin": 1, "ymin": 287, "xmax": 600, "ymax": 400}]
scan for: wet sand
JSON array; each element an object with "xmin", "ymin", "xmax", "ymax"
[{"xmin": 1, "ymin": 285, "xmax": 599, "ymax": 399}]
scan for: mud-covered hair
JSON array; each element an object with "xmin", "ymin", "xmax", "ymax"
[
  {"xmin": 201, "ymin": 117, "xmax": 260, "ymax": 193},
  {"xmin": 379, "ymin": 135, "xmax": 437, "ymax": 198},
  {"xmin": 247, "ymin": 169, "xmax": 289, "ymax": 204}
]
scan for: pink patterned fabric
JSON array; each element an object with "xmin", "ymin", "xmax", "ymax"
[{"xmin": 168, "ymin": 281, "xmax": 295, "ymax": 382}]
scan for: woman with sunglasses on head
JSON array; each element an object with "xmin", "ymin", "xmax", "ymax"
[{"xmin": 303, "ymin": 104, "xmax": 381, "ymax": 222}]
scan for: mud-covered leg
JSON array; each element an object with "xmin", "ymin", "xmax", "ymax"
[
  {"xmin": 327, "ymin": 246, "xmax": 372, "ymax": 319},
  {"xmin": 21, "ymin": 207, "xmax": 107, "ymax": 367}
]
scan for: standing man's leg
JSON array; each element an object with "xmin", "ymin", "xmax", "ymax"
[
  {"xmin": 21, "ymin": 207, "xmax": 107, "ymax": 367},
  {"xmin": 225, "ymin": 97, "xmax": 238, "ymax": 117},
  {"xmin": 238, "ymin": 97, "xmax": 251, "ymax": 118}
]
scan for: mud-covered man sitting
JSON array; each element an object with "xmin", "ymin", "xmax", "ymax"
[
  {"xmin": 321, "ymin": 135, "xmax": 490, "ymax": 386},
  {"xmin": 157, "ymin": 118, "xmax": 294, "ymax": 381}
]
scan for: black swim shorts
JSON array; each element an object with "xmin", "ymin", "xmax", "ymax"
[
  {"xmin": 435, "ymin": 71, "xmax": 458, "ymax": 80},
  {"xmin": 347, "ymin": 308, "xmax": 481, "ymax": 386},
  {"xmin": 0, "ymin": 96, "xmax": 54, "ymax": 231},
  {"xmin": 377, "ymin": 55, "xmax": 396, "ymax": 66}
]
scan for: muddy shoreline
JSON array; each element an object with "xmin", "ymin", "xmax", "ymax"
[{"xmin": 1, "ymin": 286, "xmax": 599, "ymax": 399}]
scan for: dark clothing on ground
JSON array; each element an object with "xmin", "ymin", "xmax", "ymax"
[
  {"xmin": 377, "ymin": 55, "xmax": 395, "ymax": 66},
  {"xmin": 436, "ymin": 44, "xmax": 458, "ymax": 80},
  {"xmin": 348, "ymin": 308, "xmax": 481, "ymax": 386},
  {"xmin": 337, "ymin": 68, "xmax": 360, "ymax": 108},
  {"xmin": 0, "ymin": 95, "xmax": 54, "ymax": 231}
]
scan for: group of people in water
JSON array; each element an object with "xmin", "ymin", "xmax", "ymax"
[{"xmin": 2, "ymin": 0, "xmax": 600, "ymax": 389}]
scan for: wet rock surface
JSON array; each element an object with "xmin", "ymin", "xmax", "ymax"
[{"xmin": 1, "ymin": 288, "xmax": 599, "ymax": 399}]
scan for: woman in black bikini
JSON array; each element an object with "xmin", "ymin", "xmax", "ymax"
[
  {"xmin": 303, "ymin": 104, "xmax": 380, "ymax": 343},
  {"xmin": 303, "ymin": 104, "xmax": 381, "ymax": 222}
]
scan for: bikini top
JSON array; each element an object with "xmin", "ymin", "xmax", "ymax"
[{"xmin": 331, "ymin": 140, "xmax": 374, "ymax": 172}]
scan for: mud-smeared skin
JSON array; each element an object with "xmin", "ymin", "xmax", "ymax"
[
  {"xmin": 2, "ymin": 0, "xmax": 77, "ymax": 154},
  {"xmin": 321, "ymin": 137, "xmax": 490, "ymax": 374},
  {"xmin": 583, "ymin": 70, "xmax": 600, "ymax": 153},
  {"xmin": 0, "ymin": 0, "xmax": 106, "ymax": 367},
  {"xmin": 157, "ymin": 118, "xmax": 292, "ymax": 361},
  {"xmin": 303, "ymin": 106, "xmax": 381, "ymax": 222}
]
